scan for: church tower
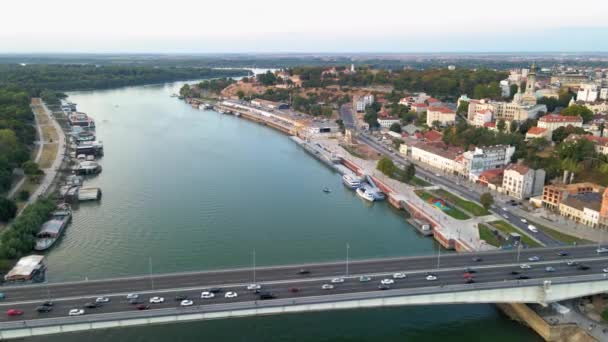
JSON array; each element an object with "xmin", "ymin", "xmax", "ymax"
[{"xmin": 521, "ymin": 63, "xmax": 538, "ymax": 106}]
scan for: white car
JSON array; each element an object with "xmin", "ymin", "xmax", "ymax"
[
  {"xmin": 225, "ymin": 292, "xmax": 238, "ymax": 299},
  {"xmin": 246, "ymin": 284, "xmax": 261, "ymax": 290},
  {"xmin": 359, "ymin": 276, "xmax": 371, "ymax": 282},
  {"xmin": 521, "ymin": 219, "xmax": 527, "ymax": 223},
  {"xmin": 502, "ymin": 207, "xmax": 508, "ymax": 212},
  {"xmin": 126, "ymin": 293, "xmax": 139, "ymax": 299},
  {"xmin": 528, "ymin": 225, "xmax": 538, "ymax": 233},
  {"xmin": 597, "ymin": 247, "xmax": 608, "ymax": 254},
  {"xmin": 180, "ymin": 300, "xmax": 193, "ymax": 306},
  {"xmin": 393, "ymin": 272, "xmax": 406, "ymax": 279},
  {"xmin": 520, "ymin": 264, "xmax": 531, "ymax": 269},
  {"xmin": 603, "ymin": 268, "xmax": 608, "ymax": 273},
  {"xmin": 426, "ymin": 275, "xmax": 438, "ymax": 281},
  {"xmin": 321, "ymin": 284, "xmax": 334, "ymax": 290},
  {"xmin": 331, "ymin": 277, "xmax": 344, "ymax": 283},
  {"xmin": 528, "ymin": 256, "xmax": 540, "ymax": 262},
  {"xmin": 149, "ymin": 296, "xmax": 164, "ymax": 304},
  {"xmin": 68, "ymin": 309, "xmax": 84, "ymax": 316},
  {"xmin": 200, "ymin": 291, "xmax": 215, "ymax": 299},
  {"xmin": 95, "ymin": 297, "xmax": 110, "ymax": 303},
  {"xmin": 381, "ymin": 278, "xmax": 395, "ymax": 285}
]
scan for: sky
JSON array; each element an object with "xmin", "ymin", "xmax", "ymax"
[{"xmin": 1, "ymin": 0, "xmax": 608, "ymax": 53}]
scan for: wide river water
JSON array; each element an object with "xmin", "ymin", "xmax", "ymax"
[{"xmin": 36, "ymin": 80, "xmax": 540, "ymax": 341}]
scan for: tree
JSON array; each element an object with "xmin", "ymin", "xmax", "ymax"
[
  {"xmin": 528, "ymin": 137, "xmax": 550, "ymax": 152},
  {"xmin": 403, "ymin": 163, "xmax": 416, "ymax": 182},
  {"xmin": 389, "ymin": 123, "xmax": 402, "ymax": 133},
  {"xmin": 335, "ymin": 119, "xmax": 345, "ymax": 133},
  {"xmin": 509, "ymin": 84, "xmax": 518, "ymax": 99},
  {"xmin": 257, "ymin": 71, "xmax": 277, "ymax": 86},
  {"xmin": 561, "ymin": 104, "xmax": 593, "ymax": 123},
  {"xmin": 480, "ymin": 192, "xmax": 494, "ymax": 210},
  {"xmin": 0, "ymin": 197, "xmax": 17, "ymax": 222},
  {"xmin": 236, "ymin": 90, "xmax": 245, "ymax": 99},
  {"xmin": 432, "ymin": 120, "xmax": 441, "ymax": 130},
  {"xmin": 552, "ymin": 126, "xmax": 588, "ymax": 144},
  {"xmin": 179, "ymin": 84, "xmax": 191, "ymax": 97},
  {"xmin": 509, "ymin": 121, "xmax": 519, "ymax": 133},
  {"xmin": 496, "ymin": 119, "xmax": 506, "ymax": 132},
  {"xmin": 376, "ymin": 157, "xmax": 397, "ymax": 176},
  {"xmin": 22, "ymin": 161, "xmax": 41, "ymax": 176},
  {"xmin": 457, "ymin": 101, "xmax": 469, "ymax": 115}
]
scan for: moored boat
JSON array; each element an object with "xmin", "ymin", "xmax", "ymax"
[
  {"xmin": 34, "ymin": 204, "xmax": 72, "ymax": 251},
  {"xmin": 356, "ymin": 187, "xmax": 375, "ymax": 202},
  {"xmin": 342, "ymin": 174, "xmax": 361, "ymax": 189}
]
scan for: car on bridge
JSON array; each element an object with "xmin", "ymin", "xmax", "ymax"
[
  {"xmin": 321, "ymin": 284, "xmax": 334, "ymax": 290},
  {"xmin": 0, "ymin": 293, "xmax": 5, "ymax": 300},
  {"xmin": 126, "ymin": 293, "xmax": 139, "ymax": 299},
  {"xmin": 201, "ymin": 292, "xmax": 215, "ymax": 299},
  {"xmin": 259, "ymin": 292, "xmax": 276, "ymax": 300},
  {"xmin": 359, "ymin": 276, "xmax": 371, "ymax": 282},
  {"xmin": 557, "ymin": 251, "xmax": 569, "ymax": 257},
  {"xmin": 520, "ymin": 264, "xmax": 531, "ymax": 269},
  {"xmin": 36, "ymin": 305, "xmax": 52, "ymax": 313},
  {"xmin": 7, "ymin": 309, "xmax": 24, "ymax": 317},
  {"xmin": 225, "ymin": 292, "xmax": 238, "ymax": 299},
  {"xmin": 95, "ymin": 297, "xmax": 110, "ymax": 303},
  {"xmin": 426, "ymin": 275, "xmax": 438, "ymax": 281},
  {"xmin": 465, "ymin": 278, "xmax": 475, "ymax": 284},
  {"xmin": 84, "ymin": 302, "xmax": 102, "ymax": 309},
  {"xmin": 577, "ymin": 264, "xmax": 590, "ymax": 270},
  {"xmin": 567, "ymin": 261, "xmax": 578, "ymax": 266},
  {"xmin": 381, "ymin": 279, "xmax": 395, "ymax": 285},
  {"xmin": 149, "ymin": 297, "xmax": 165, "ymax": 304},
  {"xmin": 246, "ymin": 284, "xmax": 261, "ymax": 290},
  {"xmin": 288, "ymin": 287, "xmax": 300, "ymax": 293},
  {"xmin": 175, "ymin": 295, "xmax": 188, "ymax": 301},
  {"xmin": 545, "ymin": 266, "xmax": 556, "ymax": 272},
  {"xmin": 136, "ymin": 304, "xmax": 150, "ymax": 310},
  {"xmin": 528, "ymin": 256, "xmax": 541, "ymax": 262},
  {"xmin": 331, "ymin": 277, "xmax": 345, "ymax": 283},
  {"xmin": 378, "ymin": 284, "xmax": 391, "ymax": 290},
  {"xmin": 68, "ymin": 309, "xmax": 85, "ymax": 316},
  {"xmin": 597, "ymin": 247, "xmax": 608, "ymax": 254},
  {"xmin": 392, "ymin": 272, "xmax": 406, "ymax": 279},
  {"xmin": 472, "ymin": 257, "xmax": 483, "ymax": 262},
  {"xmin": 129, "ymin": 298, "xmax": 144, "ymax": 305},
  {"xmin": 297, "ymin": 269, "xmax": 311, "ymax": 275},
  {"xmin": 180, "ymin": 300, "xmax": 193, "ymax": 307}
]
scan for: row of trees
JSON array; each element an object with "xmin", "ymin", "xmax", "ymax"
[
  {"xmin": 0, "ymin": 198, "xmax": 55, "ymax": 260},
  {"xmin": 376, "ymin": 157, "xmax": 416, "ymax": 183}
]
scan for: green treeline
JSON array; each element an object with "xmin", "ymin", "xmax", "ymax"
[
  {"xmin": 0, "ymin": 64, "xmax": 250, "ymax": 92},
  {"xmin": 288, "ymin": 67, "xmax": 507, "ymax": 100},
  {"xmin": 0, "ymin": 87, "xmax": 35, "ymax": 193},
  {"xmin": 0, "ymin": 198, "xmax": 55, "ymax": 261}
]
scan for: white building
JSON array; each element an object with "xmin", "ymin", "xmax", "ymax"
[
  {"xmin": 355, "ymin": 99, "xmax": 366, "ymax": 112},
  {"xmin": 472, "ymin": 109, "xmax": 493, "ymax": 127},
  {"xmin": 500, "ymin": 80, "xmax": 510, "ymax": 97},
  {"xmin": 363, "ymin": 94, "xmax": 375, "ymax": 106},
  {"xmin": 458, "ymin": 145, "xmax": 515, "ymax": 180},
  {"xmin": 577, "ymin": 84, "xmax": 599, "ymax": 103},
  {"xmin": 501, "ymin": 164, "xmax": 546, "ymax": 199},
  {"xmin": 411, "ymin": 142, "xmax": 463, "ymax": 173},
  {"xmin": 600, "ymin": 88, "xmax": 608, "ymax": 101},
  {"xmin": 377, "ymin": 118, "xmax": 401, "ymax": 129},
  {"xmin": 426, "ymin": 107, "xmax": 456, "ymax": 127},
  {"xmin": 537, "ymin": 114, "xmax": 583, "ymax": 135}
]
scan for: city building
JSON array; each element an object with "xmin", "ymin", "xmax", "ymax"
[
  {"xmin": 577, "ymin": 84, "xmax": 599, "ymax": 103},
  {"xmin": 458, "ymin": 145, "xmax": 515, "ymax": 180},
  {"xmin": 601, "ymin": 88, "xmax": 608, "ymax": 101},
  {"xmin": 550, "ymin": 73, "xmax": 589, "ymax": 87},
  {"xmin": 542, "ymin": 182, "xmax": 602, "ymax": 210},
  {"xmin": 537, "ymin": 114, "xmax": 583, "ymax": 135},
  {"xmin": 355, "ymin": 99, "xmax": 366, "ymax": 112},
  {"xmin": 525, "ymin": 127, "xmax": 550, "ymax": 141},
  {"xmin": 410, "ymin": 103, "xmax": 428, "ymax": 113},
  {"xmin": 559, "ymin": 192, "xmax": 602, "ymax": 228},
  {"xmin": 472, "ymin": 109, "xmax": 493, "ymax": 127},
  {"xmin": 426, "ymin": 106, "xmax": 456, "ymax": 127},
  {"xmin": 467, "ymin": 95, "xmax": 546, "ymax": 123},
  {"xmin": 501, "ymin": 164, "xmax": 546, "ymax": 199},
  {"xmin": 251, "ymin": 99, "xmax": 290, "ymax": 110},
  {"xmin": 520, "ymin": 63, "xmax": 538, "ymax": 106},
  {"xmin": 377, "ymin": 117, "xmax": 401, "ymax": 129},
  {"xmin": 564, "ymin": 134, "xmax": 608, "ymax": 155},
  {"xmin": 477, "ymin": 169, "xmax": 504, "ymax": 189},
  {"xmin": 411, "ymin": 142, "xmax": 464, "ymax": 173},
  {"xmin": 363, "ymin": 94, "xmax": 375, "ymax": 106}
]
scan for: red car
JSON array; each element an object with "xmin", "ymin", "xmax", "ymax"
[
  {"xmin": 136, "ymin": 304, "xmax": 150, "ymax": 310},
  {"xmin": 7, "ymin": 309, "xmax": 24, "ymax": 316},
  {"xmin": 288, "ymin": 287, "xmax": 300, "ymax": 293},
  {"xmin": 463, "ymin": 272, "xmax": 474, "ymax": 279}
]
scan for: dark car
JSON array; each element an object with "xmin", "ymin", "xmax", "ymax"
[
  {"xmin": 174, "ymin": 295, "xmax": 188, "ymax": 301},
  {"xmin": 84, "ymin": 302, "xmax": 101, "ymax": 309},
  {"xmin": 472, "ymin": 257, "xmax": 483, "ymax": 262},
  {"xmin": 36, "ymin": 306, "xmax": 53, "ymax": 313},
  {"xmin": 136, "ymin": 304, "xmax": 150, "ymax": 310},
  {"xmin": 378, "ymin": 284, "xmax": 391, "ymax": 290},
  {"xmin": 208, "ymin": 288, "xmax": 222, "ymax": 294},
  {"xmin": 517, "ymin": 275, "xmax": 530, "ymax": 280},
  {"xmin": 577, "ymin": 264, "xmax": 590, "ymax": 270},
  {"xmin": 557, "ymin": 251, "xmax": 569, "ymax": 257},
  {"xmin": 129, "ymin": 298, "xmax": 144, "ymax": 305},
  {"xmin": 259, "ymin": 292, "xmax": 276, "ymax": 300},
  {"xmin": 288, "ymin": 287, "xmax": 300, "ymax": 293},
  {"xmin": 297, "ymin": 269, "xmax": 311, "ymax": 275},
  {"xmin": 464, "ymin": 267, "xmax": 477, "ymax": 273},
  {"xmin": 41, "ymin": 301, "xmax": 54, "ymax": 307},
  {"xmin": 510, "ymin": 271, "xmax": 521, "ymax": 275},
  {"xmin": 465, "ymin": 278, "xmax": 475, "ymax": 284}
]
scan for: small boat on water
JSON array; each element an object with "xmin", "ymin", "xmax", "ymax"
[
  {"xmin": 323, "ymin": 187, "xmax": 331, "ymax": 193},
  {"xmin": 342, "ymin": 174, "xmax": 361, "ymax": 189},
  {"xmin": 356, "ymin": 187, "xmax": 375, "ymax": 202},
  {"xmin": 34, "ymin": 204, "xmax": 72, "ymax": 251}
]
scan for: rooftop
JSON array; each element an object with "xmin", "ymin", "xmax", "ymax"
[
  {"xmin": 539, "ymin": 114, "xmax": 583, "ymax": 123},
  {"xmin": 428, "ymin": 106, "xmax": 455, "ymax": 114},
  {"xmin": 5, "ymin": 255, "xmax": 44, "ymax": 280},
  {"xmin": 413, "ymin": 141, "xmax": 463, "ymax": 160},
  {"xmin": 561, "ymin": 192, "xmax": 602, "ymax": 212},
  {"xmin": 505, "ymin": 163, "xmax": 530, "ymax": 175},
  {"xmin": 526, "ymin": 127, "xmax": 548, "ymax": 135}
]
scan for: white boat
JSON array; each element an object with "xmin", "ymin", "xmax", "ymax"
[
  {"xmin": 342, "ymin": 174, "xmax": 361, "ymax": 189},
  {"xmin": 356, "ymin": 187, "xmax": 375, "ymax": 202}
]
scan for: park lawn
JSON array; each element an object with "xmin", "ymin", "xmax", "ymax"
[
  {"xmin": 39, "ymin": 143, "xmax": 58, "ymax": 169},
  {"xmin": 415, "ymin": 190, "xmax": 471, "ymax": 220},
  {"xmin": 489, "ymin": 220, "xmax": 542, "ymax": 248},
  {"xmin": 410, "ymin": 176, "xmax": 431, "ymax": 187},
  {"xmin": 41, "ymin": 125, "xmax": 58, "ymax": 142},
  {"xmin": 527, "ymin": 220, "xmax": 588, "ymax": 245},
  {"xmin": 478, "ymin": 224, "xmax": 502, "ymax": 247},
  {"xmin": 342, "ymin": 145, "xmax": 368, "ymax": 160},
  {"xmin": 435, "ymin": 189, "xmax": 490, "ymax": 216}
]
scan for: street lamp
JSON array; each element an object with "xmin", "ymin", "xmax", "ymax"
[{"xmin": 346, "ymin": 243, "xmax": 350, "ymax": 276}]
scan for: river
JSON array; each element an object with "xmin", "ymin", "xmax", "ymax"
[{"xmin": 35, "ymin": 80, "xmax": 540, "ymax": 341}]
